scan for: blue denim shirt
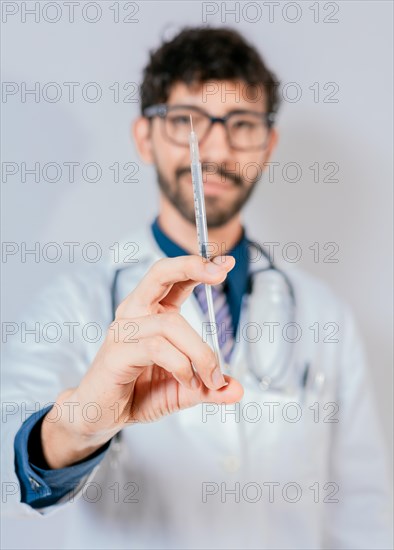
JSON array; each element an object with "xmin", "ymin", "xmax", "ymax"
[{"xmin": 14, "ymin": 405, "xmax": 111, "ymax": 508}]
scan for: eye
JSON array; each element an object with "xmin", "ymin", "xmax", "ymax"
[
  {"xmin": 232, "ymin": 120, "xmax": 256, "ymax": 130},
  {"xmin": 168, "ymin": 115, "xmax": 190, "ymax": 126}
]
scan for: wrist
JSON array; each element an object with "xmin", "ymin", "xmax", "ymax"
[{"xmin": 40, "ymin": 390, "xmax": 115, "ymax": 469}]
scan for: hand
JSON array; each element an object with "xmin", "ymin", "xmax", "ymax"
[{"xmin": 42, "ymin": 255, "xmax": 244, "ymax": 468}]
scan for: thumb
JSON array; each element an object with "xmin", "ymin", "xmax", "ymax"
[{"xmin": 178, "ymin": 375, "xmax": 244, "ymax": 410}]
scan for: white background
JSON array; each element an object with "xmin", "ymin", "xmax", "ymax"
[{"xmin": 1, "ymin": 1, "xmax": 393, "ymax": 547}]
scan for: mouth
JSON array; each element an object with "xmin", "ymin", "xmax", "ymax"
[
  {"xmin": 179, "ymin": 170, "xmax": 236, "ymax": 196},
  {"xmin": 202, "ymin": 174, "xmax": 234, "ymax": 196}
]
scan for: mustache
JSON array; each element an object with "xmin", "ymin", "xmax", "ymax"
[{"xmin": 175, "ymin": 163, "xmax": 243, "ymax": 187}]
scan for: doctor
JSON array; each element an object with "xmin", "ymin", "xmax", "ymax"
[{"xmin": 2, "ymin": 27, "xmax": 392, "ymax": 549}]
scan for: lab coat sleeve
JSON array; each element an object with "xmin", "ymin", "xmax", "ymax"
[
  {"xmin": 322, "ymin": 305, "xmax": 393, "ymax": 550},
  {"xmin": 1, "ymin": 266, "xmax": 116, "ymax": 518}
]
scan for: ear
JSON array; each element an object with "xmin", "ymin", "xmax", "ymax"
[
  {"xmin": 262, "ymin": 127, "xmax": 279, "ymax": 164},
  {"xmin": 132, "ymin": 117, "xmax": 154, "ymax": 163}
]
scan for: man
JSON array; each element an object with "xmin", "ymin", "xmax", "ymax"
[{"xmin": 2, "ymin": 27, "xmax": 391, "ymax": 549}]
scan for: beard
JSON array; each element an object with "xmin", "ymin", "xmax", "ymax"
[{"xmin": 156, "ymin": 162, "xmax": 260, "ymax": 228}]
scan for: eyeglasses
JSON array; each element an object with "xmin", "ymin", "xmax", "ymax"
[{"xmin": 143, "ymin": 104, "xmax": 275, "ymax": 151}]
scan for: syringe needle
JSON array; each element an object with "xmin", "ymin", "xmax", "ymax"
[{"xmin": 189, "ymin": 114, "xmax": 193, "ymax": 132}]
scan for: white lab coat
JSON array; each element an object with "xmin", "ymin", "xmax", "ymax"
[{"xmin": 2, "ymin": 226, "xmax": 392, "ymax": 550}]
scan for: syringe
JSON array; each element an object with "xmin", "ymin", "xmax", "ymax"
[{"xmin": 189, "ymin": 115, "xmax": 225, "ymax": 372}]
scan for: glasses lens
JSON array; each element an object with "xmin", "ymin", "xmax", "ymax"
[
  {"xmin": 164, "ymin": 107, "xmax": 210, "ymax": 146},
  {"xmin": 227, "ymin": 112, "xmax": 269, "ymax": 149}
]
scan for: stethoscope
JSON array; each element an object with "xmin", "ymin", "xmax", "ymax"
[
  {"xmin": 240, "ymin": 240, "xmax": 326, "ymax": 400},
  {"xmin": 230, "ymin": 239, "xmax": 301, "ymax": 394},
  {"xmin": 110, "ymin": 240, "xmax": 320, "ymax": 398}
]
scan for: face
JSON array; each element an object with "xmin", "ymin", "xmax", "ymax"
[{"xmin": 134, "ymin": 80, "xmax": 278, "ymax": 228}]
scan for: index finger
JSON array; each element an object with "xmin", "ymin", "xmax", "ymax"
[{"xmin": 117, "ymin": 255, "xmax": 235, "ymax": 318}]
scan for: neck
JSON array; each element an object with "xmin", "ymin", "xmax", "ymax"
[{"xmin": 157, "ymin": 196, "xmax": 243, "ymax": 255}]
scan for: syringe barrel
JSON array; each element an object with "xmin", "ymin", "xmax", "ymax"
[
  {"xmin": 189, "ymin": 131, "xmax": 200, "ymax": 163},
  {"xmin": 191, "ymin": 161, "xmax": 210, "ymax": 258}
]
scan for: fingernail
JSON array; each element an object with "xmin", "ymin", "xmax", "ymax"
[
  {"xmin": 212, "ymin": 367, "xmax": 226, "ymax": 389},
  {"xmin": 213, "ymin": 255, "xmax": 235, "ymax": 266},
  {"xmin": 207, "ymin": 256, "xmax": 233, "ymax": 273},
  {"xmin": 212, "ymin": 255, "xmax": 227, "ymax": 265}
]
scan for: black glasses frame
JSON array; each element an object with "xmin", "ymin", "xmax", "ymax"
[{"xmin": 142, "ymin": 104, "xmax": 275, "ymax": 151}]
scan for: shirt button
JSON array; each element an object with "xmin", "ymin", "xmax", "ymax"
[
  {"xmin": 221, "ymin": 456, "xmax": 241, "ymax": 473},
  {"xmin": 28, "ymin": 476, "xmax": 41, "ymax": 490}
]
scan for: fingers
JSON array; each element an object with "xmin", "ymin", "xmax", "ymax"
[
  {"xmin": 141, "ymin": 313, "xmax": 225, "ymax": 389},
  {"xmin": 137, "ymin": 313, "xmax": 227, "ymax": 390},
  {"xmin": 131, "ymin": 372, "xmax": 244, "ymax": 423},
  {"xmin": 122, "ymin": 335, "xmax": 200, "ymax": 391},
  {"xmin": 116, "ymin": 255, "xmax": 235, "ymax": 317},
  {"xmin": 160, "ymin": 255, "xmax": 234, "ymax": 309},
  {"xmin": 177, "ymin": 375, "xmax": 244, "ymax": 410},
  {"xmin": 107, "ymin": 313, "xmax": 227, "ymax": 390}
]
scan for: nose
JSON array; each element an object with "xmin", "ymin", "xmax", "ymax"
[{"xmin": 199, "ymin": 121, "xmax": 232, "ymax": 163}]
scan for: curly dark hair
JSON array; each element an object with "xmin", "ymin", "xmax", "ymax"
[{"xmin": 140, "ymin": 26, "xmax": 281, "ymax": 121}]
